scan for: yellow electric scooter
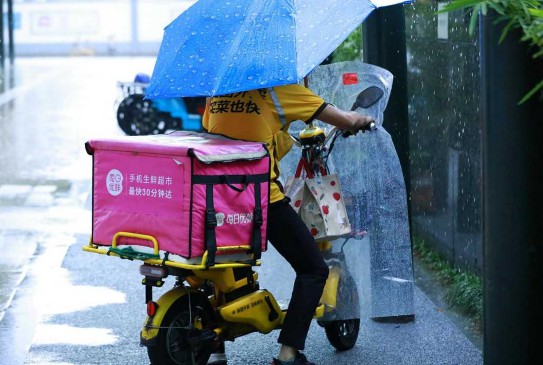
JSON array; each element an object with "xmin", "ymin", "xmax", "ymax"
[{"xmin": 83, "ymin": 86, "xmax": 382, "ymax": 365}]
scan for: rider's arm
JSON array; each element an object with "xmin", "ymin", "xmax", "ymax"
[
  {"xmin": 316, "ymin": 104, "xmax": 374, "ymax": 133},
  {"xmin": 273, "ymin": 84, "xmax": 374, "ymax": 132}
]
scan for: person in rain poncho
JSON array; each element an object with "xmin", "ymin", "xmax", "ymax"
[{"xmin": 203, "ymin": 83, "xmax": 373, "ymax": 365}]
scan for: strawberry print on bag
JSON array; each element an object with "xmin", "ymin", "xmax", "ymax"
[{"xmin": 285, "ymin": 174, "xmax": 351, "ymax": 242}]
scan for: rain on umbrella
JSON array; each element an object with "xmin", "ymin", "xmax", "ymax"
[{"xmin": 146, "ymin": 0, "xmax": 411, "ymax": 99}]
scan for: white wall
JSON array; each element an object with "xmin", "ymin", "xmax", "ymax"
[
  {"xmin": 137, "ymin": 0, "xmax": 195, "ymax": 42},
  {"xmin": 11, "ymin": 0, "xmax": 196, "ymax": 55}
]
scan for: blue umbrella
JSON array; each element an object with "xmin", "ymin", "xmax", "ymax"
[{"xmin": 146, "ymin": 0, "xmax": 411, "ymax": 98}]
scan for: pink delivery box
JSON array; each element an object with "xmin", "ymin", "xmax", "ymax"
[{"xmin": 85, "ymin": 131, "xmax": 270, "ymax": 263}]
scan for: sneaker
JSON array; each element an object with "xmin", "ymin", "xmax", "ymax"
[
  {"xmin": 207, "ymin": 352, "xmax": 227, "ymax": 365},
  {"xmin": 272, "ymin": 352, "xmax": 316, "ymax": 365}
]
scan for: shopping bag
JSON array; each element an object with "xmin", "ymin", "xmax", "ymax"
[{"xmin": 285, "ymin": 174, "xmax": 351, "ymax": 241}]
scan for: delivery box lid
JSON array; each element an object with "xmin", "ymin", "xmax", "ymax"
[{"xmin": 85, "ymin": 131, "xmax": 268, "ymax": 163}]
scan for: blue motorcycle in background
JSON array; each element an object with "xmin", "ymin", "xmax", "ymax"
[{"xmin": 116, "ymin": 73, "xmax": 206, "ymax": 135}]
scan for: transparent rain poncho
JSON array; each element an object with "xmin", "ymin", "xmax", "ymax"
[{"xmin": 281, "ymin": 61, "xmax": 415, "ymax": 319}]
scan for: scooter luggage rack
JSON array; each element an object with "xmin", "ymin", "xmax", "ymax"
[{"xmin": 83, "ymin": 231, "xmax": 260, "ymax": 270}]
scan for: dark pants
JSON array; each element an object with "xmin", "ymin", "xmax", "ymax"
[{"xmin": 267, "ymin": 198, "xmax": 329, "ymax": 350}]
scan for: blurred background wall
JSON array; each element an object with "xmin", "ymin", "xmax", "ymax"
[
  {"xmin": 405, "ymin": 0, "xmax": 482, "ymax": 275},
  {"xmin": 8, "ymin": 0, "xmax": 196, "ymax": 56}
]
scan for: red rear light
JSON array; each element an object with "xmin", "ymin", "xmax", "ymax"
[{"xmin": 147, "ymin": 301, "xmax": 158, "ymax": 317}]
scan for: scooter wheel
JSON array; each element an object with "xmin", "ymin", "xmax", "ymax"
[
  {"xmin": 117, "ymin": 94, "xmax": 168, "ymax": 135},
  {"xmin": 319, "ymin": 272, "xmax": 360, "ymax": 351},
  {"xmin": 323, "ymin": 318, "xmax": 360, "ymax": 351},
  {"xmin": 147, "ymin": 294, "xmax": 215, "ymax": 365}
]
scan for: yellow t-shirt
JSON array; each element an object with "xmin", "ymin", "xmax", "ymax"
[{"xmin": 202, "ymin": 84, "xmax": 327, "ymax": 203}]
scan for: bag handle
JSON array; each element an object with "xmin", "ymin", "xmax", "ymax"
[{"xmin": 221, "ymin": 175, "xmax": 249, "ymax": 192}]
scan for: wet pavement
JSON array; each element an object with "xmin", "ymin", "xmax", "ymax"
[{"xmin": 0, "ymin": 57, "xmax": 483, "ymax": 365}]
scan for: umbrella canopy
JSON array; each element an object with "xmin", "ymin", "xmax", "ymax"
[{"xmin": 146, "ymin": 0, "xmax": 411, "ymax": 98}]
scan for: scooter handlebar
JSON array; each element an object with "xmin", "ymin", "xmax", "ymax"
[{"xmin": 341, "ymin": 121, "xmax": 377, "ymax": 138}]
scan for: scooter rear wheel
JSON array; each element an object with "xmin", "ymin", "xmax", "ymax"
[{"xmin": 147, "ymin": 294, "xmax": 215, "ymax": 365}]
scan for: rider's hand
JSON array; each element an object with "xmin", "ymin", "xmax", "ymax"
[
  {"xmin": 349, "ymin": 112, "xmax": 375, "ymax": 134},
  {"xmin": 316, "ymin": 105, "xmax": 374, "ymax": 134}
]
